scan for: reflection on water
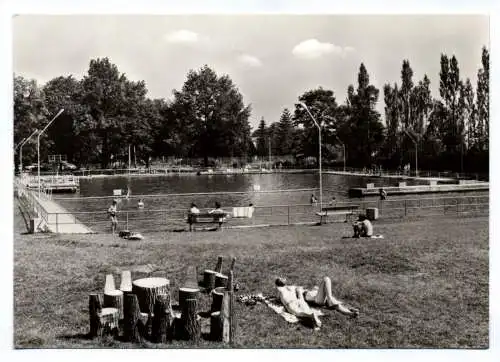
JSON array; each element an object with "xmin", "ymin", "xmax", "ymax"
[{"xmin": 56, "ymin": 173, "xmax": 429, "ymax": 214}]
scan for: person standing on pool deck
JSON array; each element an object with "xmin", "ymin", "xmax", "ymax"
[{"xmin": 108, "ymin": 200, "xmax": 118, "ymax": 235}]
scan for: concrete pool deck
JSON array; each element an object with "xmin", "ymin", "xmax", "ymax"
[{"xmin": 35, "ymin": 195, "xmax": 93, "ymax": 234}]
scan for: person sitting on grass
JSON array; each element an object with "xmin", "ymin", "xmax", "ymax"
[
  {"xmin": 275, "ymin": 276, "xmax": 359, "ymax": 328},
  {"xmin": 352, "ymin": 214, "xmax": 373, "ymax": 238}
]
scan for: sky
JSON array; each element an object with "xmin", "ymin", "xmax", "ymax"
[{"xmin": 12, "ymin": 14, "xmax": 489, "ymax": 130}]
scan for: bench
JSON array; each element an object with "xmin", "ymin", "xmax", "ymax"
[
  {"xmin": 187, "ymin": 212, "xmax": 229, "ymax": 231},
  {"xmin": 316, "ymin": 204, "xmax": 360, "ymax": 224}
]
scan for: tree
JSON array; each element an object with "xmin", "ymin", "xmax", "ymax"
[
  {"xmin": 476, "ymin": 46, "xmax": 489, "ymax": 151},
  {"xmin": 171, "ymin": 65, "xmax": 252, "ymax": 165},
  {"xmin": 254, "ymin": 117, "xmax": 268, "ymax": 157},
  {"xmin": 276, "ymin": 108, "xmax": 294, "ymax": 155},
  {"xmin": 339, "ymin": 64, "xmax": 384, "ymax": 167},
  {"xmin": 13, "ymin": 75, "xmax": 50, "ymax": 170},
  {"xmin": 43, "ymin": 75, "xmax": 86, "ymax": 165},
  {"xmin": 399, "ymin": 60, "xmax": 414, "ymax": 130},
  {"xmin": 293, "ymin": 87, "xmax": 339, "ymax": 164},
  {"xmin": 79, "ymin": 58, "xmax": 147, "ymax": 167},
  {"xmin": 382, "ymin": 82, "xmax": 401, "ymax": 168}
]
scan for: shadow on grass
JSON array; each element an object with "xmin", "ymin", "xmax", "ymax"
[{"xmin": 58, "ymin": 332, "xmax": 93, "ymax": 341}]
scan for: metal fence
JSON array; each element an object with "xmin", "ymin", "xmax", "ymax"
[{"xmin": 34, "ymin": 194, "xmax": 489, "ymax": 234}]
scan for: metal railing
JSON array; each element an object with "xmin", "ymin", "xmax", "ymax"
[{"xmin": 41, "ymin": 194, "xmax": 488, "ymax": 234}]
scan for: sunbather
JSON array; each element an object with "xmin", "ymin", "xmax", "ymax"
[{"xmin": 275, "ymin": 276, "xmax": 359, "ymax": 328}]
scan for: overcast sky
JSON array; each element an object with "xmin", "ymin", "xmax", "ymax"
[{"xmin": 13, "ymin": 15, "xmax": 489, "ymax": 129}]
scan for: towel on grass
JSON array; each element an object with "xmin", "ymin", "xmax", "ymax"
[{"xmin": 264, "ymin": 297, "xmax": 324, "ymax": 324}]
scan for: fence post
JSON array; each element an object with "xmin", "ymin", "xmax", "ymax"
[
  {"xmin": 126, "ymin": 211, "xmax": 129, "ymax": 230},
  {"xmin": 287, "ymin": 205, "xmax": 290, "ymax": 225},
  {"xmin": 404, "ymin": 199, "xmax": 407, "ymax": 217},
  {"xmin": 56, "ymin": 213, "xmax": 58, "ymax": 233}
]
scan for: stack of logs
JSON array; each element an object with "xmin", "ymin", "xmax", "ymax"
[{"xmin": 88, "ymin": 256, "xmax": 237, "ymax": 345}]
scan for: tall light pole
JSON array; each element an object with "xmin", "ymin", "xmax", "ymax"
[
  {"xmin": 18, "ymin": 129, "xmax": 40, "ymax": 176},
  {"xmin": 299, "ymin": 102, "xmax": 323, "ymax": 210},
  {"xmin": 37, "ymin": 109, "xmax": 64, "ymax": 198}
]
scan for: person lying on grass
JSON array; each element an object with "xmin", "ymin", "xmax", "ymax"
[{"xmin": 275, "ymin": 276, "xmax": 359, "ymax": 328}]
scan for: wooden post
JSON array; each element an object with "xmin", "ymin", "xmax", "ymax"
[
  {"xmin": 89, "ymin": 293, "xmax": 103, "ymax": 338},
  {"xmin": 229, "ymin": 257, "xmax": 236, "ymax": 272},
  {"xmin": 178, "ymin": 287, "xmax": 200, "ymax": 310},
  {"xmin": 228, "ymin": 270, "xmax": 236, "ymax": 345},
  {"xmin": 99, "ymin": 307, "xmax": 120, "ymax": 337},
  {"xmin": 104, "ymin": 274, "xmax": 115, "ymax": 293},
  {"xmin": 120, "ymin": 270, "xmax": 132, "ymax": 294},
  {"xmin": 123, "ymin": 293, "xmax": 146, "ymax": 343},
  {"xmin": 132, "ymin": 277, "xmax": 170, "ymax": 314},
  {"xmin": 203, "ymin": 270, "xmax": 217, "ymax": 292},
  {"xmin": 211, "ymin": 286, "xmax": 225, "ymax": 312},
  {"xmin": 215, "ymin": 256, "xmax": 223, "ymax": 273},
  {"xmin": 220, "ymin": 291, "xmax": 231, "ymax": 344},
  {"xmin": 210, "ymin": 311, "xmax": 222, "ymax": 341},
  {"xmin": 151, "ymin": 294, "xmax": 172, "ymax": 343},
  {"xmin": 215, "ymin": 273, "xmax": 228, "ymax": 288},
  {"xmin": 180, "ymin": 298, "xmax": 200, "ymax": 342},
  {"xmin": 104, "ymin": 289, "xmax": 124, "ymax": 319}
]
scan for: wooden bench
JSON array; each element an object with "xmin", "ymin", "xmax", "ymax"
[
  {"xmin": 316, "ymin": 204, "xmax": 360, "ymax": 224},
  {"xmin": 187, "ymin": 212, "xmax": 229, "ymax": 231}
]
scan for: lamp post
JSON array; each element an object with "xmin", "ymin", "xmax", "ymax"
[
  {"xmin": 37, "ymin": 109, "xmax": 64, "ymax": 198},
  {"xmin": 18, "ymin": 129, "xmax": 40, "ymax": 176},
  {"xmin": 299, "ymin": 102, "xmax": 323, "ymax": 210}
]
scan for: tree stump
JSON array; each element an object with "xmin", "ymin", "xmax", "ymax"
[
  {"xmin": 104, "ymin": 289, "xmax": 124, "ymax": 319},
  {"xmin": 210, "ymin": 311, "xmax": 222, "ymax": 341},
  {"xmin": 215, "ymin": 273, "xmax": 228, "ymax": 288},
  {"xmin": 178, "ymin": 287, "xmax": 200, "ymax": 310},
  {"xmin": 100, "ymin": 307, "xmax": 120, "ymax": 337},
  {"xmin": 132, "ymin": 277, "xmax": 170, "ymax": 314},
  {"xmin": 203, "ymin": 270, "xmax": 217, "ymax": 292},
  {"xmin": 215, "ymin": 256, "xmax": 223, "ymax": 273},
  {"xmin": 123, "ymin": 293, "xmax": 147, "ymax": 343},
  {"xmin": 180, "ymin": 298, "xmax": 200, "ymax": 342},
  {"xmin": 120, "ymin": 270, "xmax": 132, "ymax": 294},
  {"xmin": 104, "ymin": 274, "xmax": 115, "ymax": 293},
  {"xmin": 89, "ymin": 293, "xmax": 103, "ymax": 338},
  {"xmin": 211, "ymin": 286, "xmax": 225, "ymax": 312},
  {"xmin": 151, "ymin": 294, "xmax": 172, "ymax": 343}
]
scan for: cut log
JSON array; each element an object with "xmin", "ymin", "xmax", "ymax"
[
  {"xmin": 104, "ymin": 289, "xmax": 124, "ymax": 319},
  {"xmin": 215, "ymin": 256, "xmax": 223, "ymax": 273},
  {"xmin": 104, "ymin": 274, "xmax": 115, "ymax": 293},
  {"xmin": 178, "ymin": 287, "xmax": 200, "ymax": 310},
  {"xmin": 132, "ymin": 277, "xmax": 170, "ymax": 314},
  {"xmin": 119, "ymin": 270, "xmax": 132, "ymax": 293},
  {"xmin": 151, "ymin": 294, "xmax": 172, "ymax": 343},
  {"xmin": 203, "ymin": 270, "xmax": 217, "ymax": 292},
  {"xmin": 211, "ymin": 286, "xmax": 225, "ymax": 312},
  {"xmin": 100, "ymin": 307, "xmax": 120, "ymax": 337},
  {"xmin": 215, "ymin": 273, "xmax": 228, "ymax": 288},
  {"xmin": 221, "ymin": 291, "xmax": 231, "ymax": 344},
  {"xmin": 89, "ymin": 293, "xmax": 103, "ymax": 338},
  {"xmin": 180, "ymin": 298, "xmax": 200, "ymax": 342},
  {"xmin": 210, "ymin": 311, "xmax": 222, "ymax": 341},
  {"xmin": 123, "ymin": 293, "xmax": 146, "ymax": 343},
  {"xmin": 229, "ymin": 257, "xmax": 236, "ymax": 272}
]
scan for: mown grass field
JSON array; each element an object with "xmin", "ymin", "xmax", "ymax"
[{"xmin": 13, "ymin": 201, "xmax": 488, "ymax": 348}]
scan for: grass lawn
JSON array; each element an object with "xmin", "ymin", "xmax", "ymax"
[{"xmin": 13, "ymin": 201, "xmax": 488, "ymax": 348}]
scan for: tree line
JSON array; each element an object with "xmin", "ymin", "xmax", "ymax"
[{"xmin": 14, "ymin": 47, "xmax": 489, "ymax": 173}]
